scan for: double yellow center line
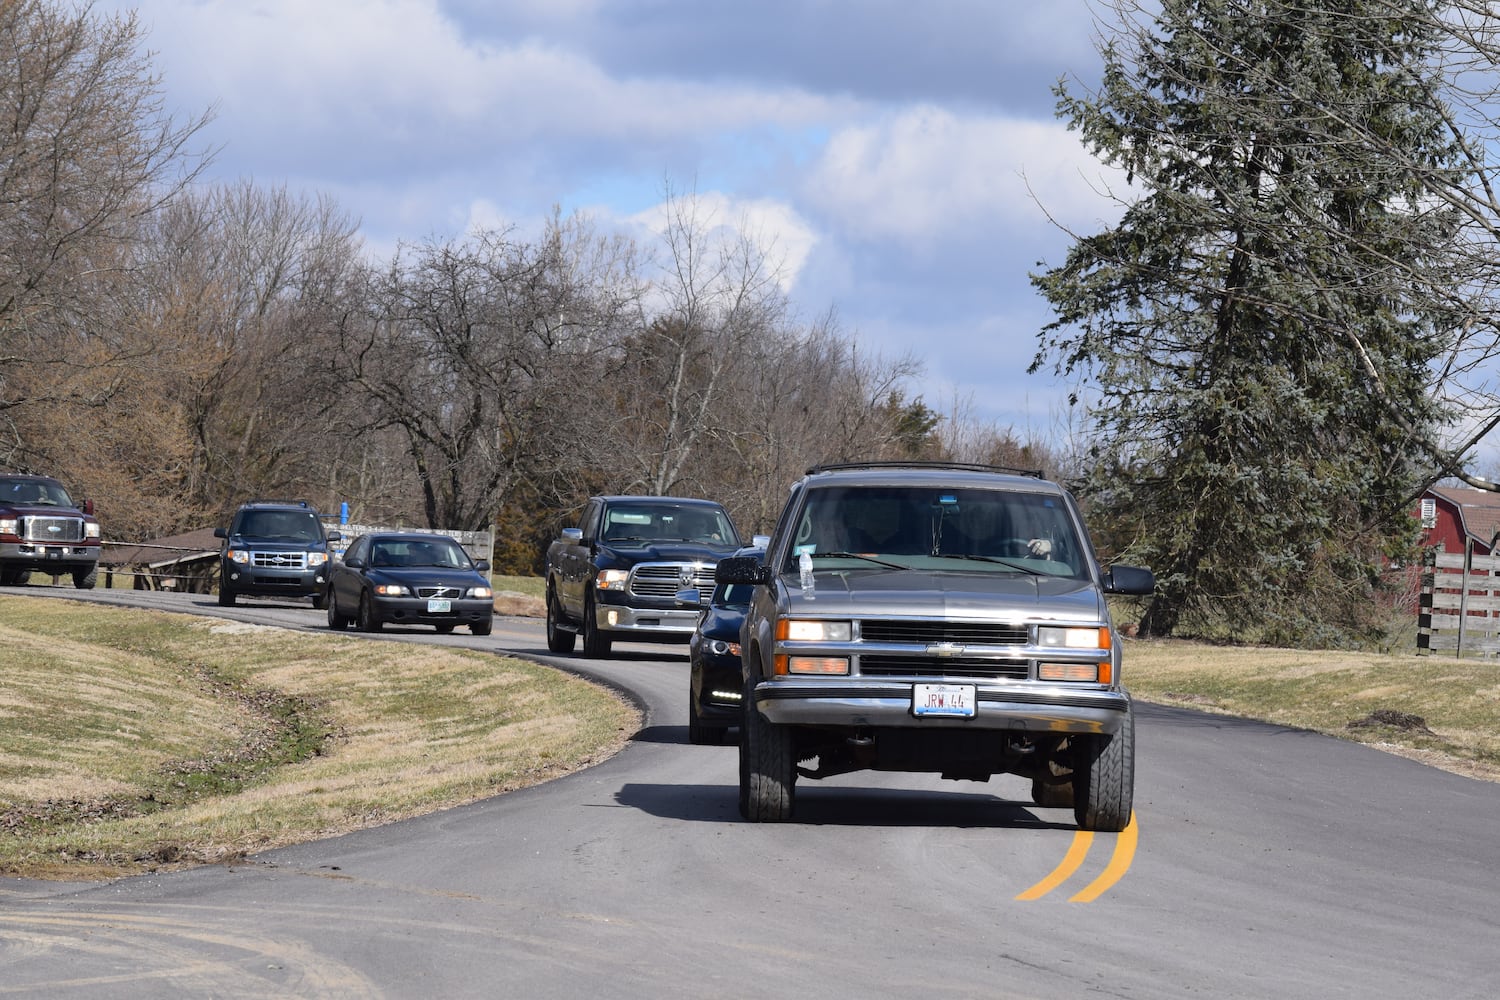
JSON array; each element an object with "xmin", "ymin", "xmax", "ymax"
[{"xmin": 1015, "ymin": 811, "xmax": 1138, "ymax": 902}]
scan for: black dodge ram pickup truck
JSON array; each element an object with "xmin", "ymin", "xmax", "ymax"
[{"xmin": 545, "ymin": 495, "xmax": 744, "ymax": 658}]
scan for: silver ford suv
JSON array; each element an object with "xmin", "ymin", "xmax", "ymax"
[{"xmin": 714, "ymin": 462, "xmax": 1154, "ymax": 831}]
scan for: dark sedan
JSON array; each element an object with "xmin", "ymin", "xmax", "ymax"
[
  {"xmin": 684, "ymin": 578, "xmax": 755, "ymax": 745},
  {"xmin": 327, "ymin": 532, "xmax": 494, "ymax": 636}
]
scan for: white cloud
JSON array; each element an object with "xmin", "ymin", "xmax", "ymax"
[
  {"xmin": 622, "ymin": 191, "xmax": 819, "ymax": 296},
  {"xmin": 803, "ymin": 106, "xmax": 1125, "ymax": 251}
]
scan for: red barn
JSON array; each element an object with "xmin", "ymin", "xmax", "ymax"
[{"xmin": 1418, "ymin": 485, "xmax": 1500, "ymax": 555}]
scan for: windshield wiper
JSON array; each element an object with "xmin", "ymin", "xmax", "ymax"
[
  {"xmin": 811, "ymin": 551, "xmax": 909, "ymax": 569},
  {"xmin": 936, "ymin": 553, "xmax": 1048, "ymax": 575}
]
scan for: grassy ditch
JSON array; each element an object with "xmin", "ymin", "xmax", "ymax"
[
  {"xmin": 0, "ymin": 596, "xmax": 636, "ymax": 880},
  {"xmin": 1124, "ymin": 640, "xmax": 1500, "ymax": 781}
]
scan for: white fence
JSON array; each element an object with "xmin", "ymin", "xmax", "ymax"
[{"xmin": 1418, "ymin": 550, "xmax": 1500, "ymax": 656}]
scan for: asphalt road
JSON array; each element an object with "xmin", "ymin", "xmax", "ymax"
[{"xmin": 2, "ymin": 585, "xmax": 1498, "ymax": 998}]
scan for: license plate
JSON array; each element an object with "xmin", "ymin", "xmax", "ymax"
[
  {"xmin": 912, "ymin": 683, "xmax": 976, "ymax": 718},
  {"xmin": 427, "ymin": 599, "xmax": 451, "ymax": 613}
]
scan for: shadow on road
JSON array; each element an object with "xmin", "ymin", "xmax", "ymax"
[{"xmin": 614, "ymin": 780, "xmax": 1079, "ymax": 829}]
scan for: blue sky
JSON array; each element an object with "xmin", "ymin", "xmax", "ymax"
[{"xmin": 100, "ymin": 0, "xmax": 1121, "ymax": 441}]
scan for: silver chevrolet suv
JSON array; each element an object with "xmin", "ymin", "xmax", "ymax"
[{"xmin": 713, "ymin": 462, "xmax": 1154, "ymax": 831}]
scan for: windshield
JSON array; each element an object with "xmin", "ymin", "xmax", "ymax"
[
  {"xmin": 785, "ymin": 485, "xmax": 1086, "ymax": 578},
  {"xmin": 238, "ymin": 510, "xmax": 323, "ymax": 542},
  {"xmin": 2, "ymin": 479, "xmax": 72, "ymax": 506},
  {"xmin": 601, "ymin": 504, "xmax": 737, "ymax": 545},
  {"xmin": 371, "ymin": 538, "xmax": 470, "ymax": 568}
]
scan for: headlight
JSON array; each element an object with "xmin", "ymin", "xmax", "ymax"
[
  {"xmin": 227, "ymin": 549, "xmax": 251, "ymax": 565},
  {"xmin": 708, "ymin": 639, "xmax": 741, "ymax": 657},
  {"xmin": 0, "ymin": 518, "xmax": 16, "ymax": 535},
  {"xmin": 596, "ymin": 569, "xmax": 630, "ymax": 591},
  {"xmin": 469, "ymin": 586, "xmax": 494, "ymax": 599},
  {"xmin": 307, "ymin": 552, "xmax": 328, "ymax": 567},
  {"xmin": 779, "ymin": 619, "xmax": 851, "ymax": 642},
  {"xmin": 374, "ymin": 583, "xmax": 410, "ymax": 596},
  {"xmin": 1037, "ymin": 626, "xmax": 1110, "ymax": 649},
  {"xmin": 84, "ymin": 522, "xmax": 101, "ymax": 539}
]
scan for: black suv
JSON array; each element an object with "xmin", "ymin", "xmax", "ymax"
[{"xmin": 215, "ymin": 500, "xmax": 341, "ymax": 607}]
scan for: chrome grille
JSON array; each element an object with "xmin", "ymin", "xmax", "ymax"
[
  {"xmin": 416, "ymin": 586, "xmax": 461, "ymax": 599},
  {"xmin": 629, "ymin": 562, "xmax": 715, "ymax": 598},
  {"xmin": 860, "ymin": 655, "xmax": 1029, "ymax": 680},
  {"xmin": 859, "ymin": 620, "xmax": 1028, "ymax": 644},
  {"xmin": 20, "ymin": 516, "xmax": 85, "ymax": 543},
  {"xmin": 251, "ymin": 551, "xmax": 306, "ymax": 569}
]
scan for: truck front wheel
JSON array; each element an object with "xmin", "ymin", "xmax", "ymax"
[
  {"xmin": 1072, "ymin": 710, "xmax": 1134, "ymax": 832},
  {"xmin": 581, "ymin": 590, "xmax": 612, "ymax": 657},
  {"xmin": 739, "ymin": 679, "xmax": 795, "ymax": 822}
]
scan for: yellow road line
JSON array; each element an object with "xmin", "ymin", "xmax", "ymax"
[
  {"xmin": 1015, "ymin": 829, "xmax": 1093, "ymax": 900},
  {"xmin": 1069, "ymin": 812, "xmax": 1138, "ymax": 902},
  {"xmin": 1015, "ymin": 811, "xmax": 1137, "ymax": 902}
]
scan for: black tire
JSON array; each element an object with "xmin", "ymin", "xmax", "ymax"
[
  {"xmin": 581, "ymin": 590, "xmax": 612, "ymax": 658},
  {"xmin": 72, "ymin": 567, "xmax": 97, "ymax": 590},
  {"xmin": 327, "ymin": 589, "xmax": 351, "ymax": 630},
  {"xmin": 546, "ymin": 585, "xmax": 576, "ymax": 653},
  {"xmin": 218, "ymin": 585, "xmax": 236, "ymax": 606},
  {"xmin": 435, "ymin": 623, "xmax": 456, "ymax": 634},
  {"xmin": 739, "ymin": 677, "xmax": 795, "ymax": 821},
  {"xmin": 357, "ymin": 591, "xmax": 384, "ymax": 633},
  {"xmin": 471, "ymin": 617, "xmax": 493, "ymax": 637},
  {"xmin": 2, "ymin": 568, "xmax": 28, "ymax": 586},
  {"xmin": 1073, "ymin": 710, "xmax": 1134, "ymax": 832},
  {"xmin": 311, "ymin": 590, "xmax": 326, "ymax": 610},
  {"xmin": 688, "ymin": 691, "xmax": 727, "ymax": 746}
]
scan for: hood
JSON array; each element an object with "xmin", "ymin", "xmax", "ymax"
[
  {"xmin": 368, "ymin": 566, "xmax": 488, "ymax": 587},
  {"xmin": 600, "ymin": 540, "xmax": 735, "ymax": 562},
  {"xmin": 4, "ymin": 503, "xmax": 85, "ymax": 517},
  {"xmin": 783, "ymin": 567, "xmax": 1106, "ymax": 622},
  {"xmin": 230, "ymin": 536, "xmax": 327, "ymax": 550}
]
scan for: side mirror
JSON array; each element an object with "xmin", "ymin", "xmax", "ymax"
[
  {"xmin": 716, "ymin": 555, "xmax": 770, "ymax": 585},
  {"xmin": 1103, "ymin": 565, "xmax": 1155, "ymax": 596},
  {"xmin": 562, "ymin": 527, "xmax": 583, "ymax": 544},
  {"xmin": 675, "ymin": 587, "xmax": 705, "ymax": 607},
  {"xmin": 474, "ymin": 559, "xmax": 492, "ymax": 573},
  {"xmin": 344, "ymin": 555, "xmax": 366, "ymax": 570},
  {"xmin": 214, "ymin": 527, "xmax": 228, "ymax": 539},
  {"xmin": 325, "ymin": 530, "xmax": 342, "ymax": 543},
  {"xmin": 751, "ymin": 534, "xmax": 771, "ymax": 549},
  {"xmin": 83, "ymin": 499, "xmax": 95, "ymax": 516}
]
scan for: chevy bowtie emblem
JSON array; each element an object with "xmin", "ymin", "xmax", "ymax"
[{"xmin": 928, "ymin": 642, "xmax": 966, "ymax": 657}]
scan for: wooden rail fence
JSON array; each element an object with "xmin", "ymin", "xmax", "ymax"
[{"xmin": 1418, "ymin": 549, "xmax": 1500, "ymax": 656}]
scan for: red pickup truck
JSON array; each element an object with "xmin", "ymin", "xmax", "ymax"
[{"xmin": 0, "ymin": 473, "xmax": 101, "ymax": 589}]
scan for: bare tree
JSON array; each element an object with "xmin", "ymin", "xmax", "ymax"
[
  {"xmin": 127, "ymin": 180, "xmax": 362, "ymax": 526},
  {"xmin": 335, "ymin": 214, "xmax": 643, "ymax": 531},
  {"xmin": 0, "ymin": 0, "xmax": 213, "ymax": 470}
]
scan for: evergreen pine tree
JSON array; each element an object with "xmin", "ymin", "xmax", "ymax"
[{"xmin": 1032, "ymin": 0, "xmax": 1467, "ymax": 641}]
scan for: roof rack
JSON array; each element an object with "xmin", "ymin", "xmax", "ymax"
[
  {"xmin": 243, "ymin": 498, "xmax": 313, "ymax": 508},
  {"xmin": 805, "ymin": 461, "xmax": 1045, "ymax": 480}
]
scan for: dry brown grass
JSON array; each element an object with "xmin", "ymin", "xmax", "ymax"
[
  {"xmin": 1123, "ymin": 638, "xmax": 1500, "ymax": 783},
  {"xmin": 0, "ymin": 597, "xmax": 636, "ymax": 880}
]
